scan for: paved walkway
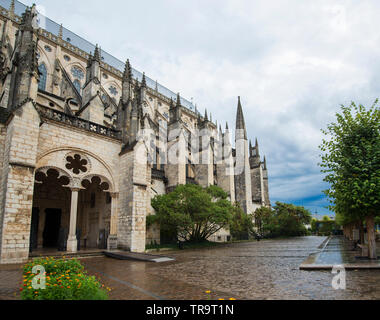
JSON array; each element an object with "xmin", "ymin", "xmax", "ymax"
[
  {"xmin": 0, "ymin": 264, "xmax": 22, "ymax": 300},
  {"xmin": 300, "ymin": 236, "xmax": 380, "ymax": 270},
  {"xmin": 1, "ymin": 236, "xmax": 380, "ymax": 300}
]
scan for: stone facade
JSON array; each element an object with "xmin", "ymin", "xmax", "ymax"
[{"xmin": 0, "ymin": 2, "xmax": 271, "ymax": 264}]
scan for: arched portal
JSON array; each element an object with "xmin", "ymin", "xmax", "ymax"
[
  {"xmin": 79, "ymin": 176, "xmax": 111, "ymax": 250},
  {"xmin": 31, "ymin": 168, "xmax": 71, "ymax": 251},
  {"xmin": 30, "ymin": 166, "xmax": 117, "ymax": 254}
]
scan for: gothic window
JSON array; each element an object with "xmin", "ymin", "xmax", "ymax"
[
  {"xmin": 108, "ymin": 86, "xmax": 118, "ymax": 96},
  {"xmin": 44, "ymin": 45, "xmax": 52, "ymax": 52},
  {"xmin": 64, "ymin": 55, "xmax": 71, "ymax": 62},
  {"xmin": 38, "ymin": 63, "xmax": 47, "ymax": 91},
  {"xmin": 71, "ymin": 66, "xmax": 84, "ymax": 80},
  {"xmin": 65, "ymin": 154, "xmax": 88, "ymax": 175},
  {"xmin": 73, "ymin": 79, "xmax": 81, "ymax": 95},
  {"xmin": 102, "ymin": 73, "xmax": 108, "ymax": 79}
]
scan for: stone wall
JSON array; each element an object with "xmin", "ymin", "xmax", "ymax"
[
  {"xmin": 146, "ymin": 179, "xmax": 165, "ymax": 245},
  {"xmin": 118, "ymin": 143, "xmax": 149, "ymax": 253},
  {"xmin": 251, "ymin": 166, "xmax": 264, "ymax": 205},
  {"xmin": 37, "ymin": 120, "xmax": 121, "ymax": 181},
  {"xmin": 166, "ymin": 132, "xmax": 186, "ymax": 189},
  {"xmin": 117, "ymin": 151, "xmax": 134, "ymax": 250},
  {"xmin": 0, "ymin": 123, "xmax": 7, "ymax": 256},
  {"xmin": 234, "ymin": 139, "xmax": 253, "ymax": 214},
  {"xmin": 208, "ymin": 227, "xmax": 231, "ymax": 243},
  {"xmin": 263, "ymin": 169, "xmax": 270, "ymax": 207},
  {"xmin": 0, "ymin": 102, "xmax": 40, "ymax": 264}
]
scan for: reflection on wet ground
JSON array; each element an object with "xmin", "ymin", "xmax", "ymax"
[
  {"xmin": 1, "ymin": 236, "xmax": 380, "ymax": 300},
  {"xmin": 301, "ymin": 236, "xmax": 380, "ymax": 268}
]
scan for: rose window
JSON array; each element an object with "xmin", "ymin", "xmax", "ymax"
[{"xmin": 65, "ymin": 154, "xmax": 88, "ymax": 175}]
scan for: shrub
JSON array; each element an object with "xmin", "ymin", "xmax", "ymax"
[{"xmin": 20, "ymin": 257, "xmax": 109, "ymax": 300}]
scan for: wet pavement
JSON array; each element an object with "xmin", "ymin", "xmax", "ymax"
[
  {"xmin": 1, "ymin": 236, "xmax": 380, "ymax": 300},
  {"xmin": 301, "ymin": 236, "xmax": 380, "ymax": 269}
]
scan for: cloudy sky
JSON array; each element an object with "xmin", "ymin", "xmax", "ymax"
[{"xmin": 19, "ymin": 0, "xmax": 380, "ymax": 217}]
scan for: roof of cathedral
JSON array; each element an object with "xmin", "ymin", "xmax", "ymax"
[{"xmin": 1, "ymin": 0, "xmax": 196, "ymax": 112}]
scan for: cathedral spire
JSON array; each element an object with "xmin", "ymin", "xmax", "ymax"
[
  {"xmin": 255, "ymin": 138, "xmax": 260, "ymax": 157},
  {"xmin": 9, "ymin": 0, "xmax": 15, "ymax": 18},
  {"xmin": 20, "ymin": 4, "xmax": 38, "ymax": 30},
  {"xmin": 58, "ymin": 24, "xmax": 63, "ymax": 39},
  {"xmin": 236, "ymin": 96, "xmax": 247, "ymax": 140},
  {"xmin": 141, "ymin": 72, "xmax": 147, "ymax": 88},
  {"xmin": 93, "ymin": 44, "xmax": 101, "ymax": 62},
  {"xmin": 197, "ymin": 110, "xmax": 201, "ymax": 125},
  {"xmin": 134, "ymin": 78, "xmax": 140, "ymax": 96},
  {"xmin": 204, "ymin": 109, "xmax": 208, "ymax": 121},
  {"xmin": 263, "ymin": 156, "xmax": 267, "ymax": 170},
  {"xmin": 121, "ymin": 60, "xmax": 133, "ymax": 104},
  {"xmin": 123, "ymin": 59, "xmax": 133, "ymax": 82},
  {"xmin": 169, "ymin": 95, "xmax": 182, "ymax": 124},
  {"xmin": 176, "ymin": 93, "xmax": 181, "ymax": 108}
]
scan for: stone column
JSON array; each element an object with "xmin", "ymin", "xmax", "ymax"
[
  {"xmin": 107, "ymin": 192, "xmax": 119, "ymax": 251},
  {"xmin": 67, "ymin": 188, "xmax": 80, "ymax": 253}
]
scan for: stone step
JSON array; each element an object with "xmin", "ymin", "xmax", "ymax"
[
  {"xmin": 29, "ymin": 250, "xmax": 105, "ymax": 260},
  {"xmin": 104, "ymin": 250, "xmax": 175, "ymax": 263}
]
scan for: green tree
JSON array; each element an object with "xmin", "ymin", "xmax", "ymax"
[
  {"xmin": 311, "ymin": 218, "xmax": 318, "ymax": 233},
  {"xmin": 150, "ymin": 184, "xmax": 234, "ymax": 243},
  {"xmin": 254, "ymin": 202, "xmax": 312, "ymax": 238},
  {"xmin": 230, "ymin": 203, "xmax": 255, "ymax": 240},
  {"xmin": 319, "ymin": 101, "xmax": 380, "ymax": 258},
  {"xmin": 253, "ymin": 206, "xmax": 273, "ymax": 236}
]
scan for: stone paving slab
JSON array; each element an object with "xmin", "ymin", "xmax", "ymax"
[{"xmin": 300, "ymin": 236, "xmax": 380, "ymax": 270}]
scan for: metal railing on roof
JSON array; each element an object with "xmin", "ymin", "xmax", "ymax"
[{"xmin": 1, "ymin": 0, "xmax": 197, "ymax": 111}]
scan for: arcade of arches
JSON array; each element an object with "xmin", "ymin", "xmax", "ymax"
[{"xmin": 30, "ymin": 154, "xmax": 119, "ymax": 254}]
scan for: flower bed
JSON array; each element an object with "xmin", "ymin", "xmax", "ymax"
[{"xmin": 20, "ymin": 257, "xmax": 110, "ymax": 300}]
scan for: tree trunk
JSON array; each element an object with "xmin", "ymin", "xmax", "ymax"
[
  {"xmin": 359, "ymin": 221, "xmax": 365, "ymax": 245},
  {"xmin": 366, "ymin": 215, "xmax": 377, "ymax": 260},
  {"xmin": 349, "ymin": 222, "xmax": 354, "ymax": 240}
]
